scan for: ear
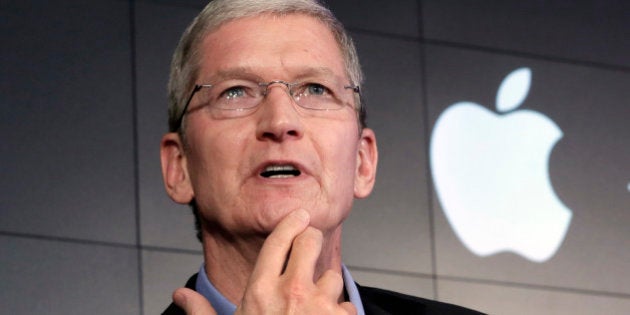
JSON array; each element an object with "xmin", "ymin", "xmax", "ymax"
[
  {"xmin": 354, "ymin": 128, "xmax": 378, "ymax": 198},
  {"xmin": 160, "ymin": 133, "xmax": 194, "ymax": 204}
]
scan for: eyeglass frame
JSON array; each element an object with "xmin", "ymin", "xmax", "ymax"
[{"xmin": 173, "ymin": 79, "xmax": 361, "ymax": 131}]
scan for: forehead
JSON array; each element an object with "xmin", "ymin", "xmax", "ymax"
[{"xmin": 197, "ymin": 13, "xmax": 346, "ymax": 81}]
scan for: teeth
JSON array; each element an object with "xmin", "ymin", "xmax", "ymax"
[
  {"xmin": 265, "ymin": 165, "xmax": 297, "ymax": 172},
  {"xmin": 261, "ymin": 164, "xmax": 301, "ymax": 178},
  {"xmin": 268, "ymin": 174, "xmax": 294, "ymax": 178}
]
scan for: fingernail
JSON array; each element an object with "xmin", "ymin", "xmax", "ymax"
[{"xmin": 293, "ymin": 209, "xmax": 310, "ymax": 223}]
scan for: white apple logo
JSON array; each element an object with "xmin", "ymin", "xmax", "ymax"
[{"xmin": 429, "ymin": 67, "xmax": 572, "ymax": 263}]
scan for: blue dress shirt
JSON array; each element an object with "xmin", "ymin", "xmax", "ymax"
[{"xmin": 195, "ymin": 263, "xmax": 366, "ymax": 315}]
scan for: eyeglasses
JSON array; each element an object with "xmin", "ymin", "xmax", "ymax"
[{"xmin": 174, "ymin": 78, "xmax": 360, "ymax": 130}]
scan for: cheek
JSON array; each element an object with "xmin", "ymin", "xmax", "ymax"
[
  {"xmin": 323, "ymin": 131, "xmax": 359, "ymax": 184},
  {"xmin": 186, "ymin": 128, "xmax": 243, "ymax": 189}
]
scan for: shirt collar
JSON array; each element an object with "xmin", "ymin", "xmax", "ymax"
[
  {"xmin": 195, "ymin": 264, "xmax": 237, "ymax": 315},
  {"xmin": 195, "ymin": 263, "xmax": 365, "ymax": 315},
  {"xmin": 342, "ymin": 263, "xmax": 366, "ymax": 315}
]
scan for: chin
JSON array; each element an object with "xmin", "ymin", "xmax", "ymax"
[{"xmin": 235, "ymin": 192, "xmax": 351, "ymax": 233}]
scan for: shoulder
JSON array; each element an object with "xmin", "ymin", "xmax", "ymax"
[
  {"xmin": 161, "ymin": 274, "xmax": 198, "ymax": 315},
  {"xmin": 357, "ymin": 284, "xmax": 485, "ymax": 315}
]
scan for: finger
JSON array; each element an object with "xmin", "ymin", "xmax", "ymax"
[
  {"xmin": 173, "ymin": 287, "xmax": 217, "ymax": 315},
  {"xmin": 315, "ymin": 269, "xmax": 345, "ymax": 300},
  {"xmin": 283, "ymin": 227, "xmax": 323, "ymax": 282},
  {"xmin": 251, "ymin": 209, "xmax": 310, "ymax": 279},
  {"xmin": 339, "ymin": 301, "xmax": 358, "ymax": 314}
]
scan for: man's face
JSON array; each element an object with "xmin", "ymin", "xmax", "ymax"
[{"xmin": 163, "ymin": 13, "xmax": 377, "ymax": 237}]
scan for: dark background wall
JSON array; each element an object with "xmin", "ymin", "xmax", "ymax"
[{"xmin": 1, "ymin": 1, "xmax": 628, "ymax": 314}]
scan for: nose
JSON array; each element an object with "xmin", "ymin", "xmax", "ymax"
[{"xmin": 255, "ymin": 83, "xmax": 304, "ymax": 142}]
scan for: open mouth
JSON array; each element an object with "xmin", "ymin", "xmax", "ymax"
[{"xmin": 260, "ymin": 164, "xmax": 302, "ymax": 178}]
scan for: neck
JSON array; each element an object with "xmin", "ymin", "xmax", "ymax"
[{"xmin": 201, "ymin": 225, "xmax": 344, "ymax": 304}]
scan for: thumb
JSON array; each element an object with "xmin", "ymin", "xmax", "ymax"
[{"xmin": 173, "ymin": 288, "xmax": 217, "ymax": 315}]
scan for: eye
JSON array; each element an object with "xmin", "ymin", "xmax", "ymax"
[
  {"xmin": 220, "ymin": 86, "xmax": 247, "ymax": 100},
  {"xmin": 305, "ymin": 83, "xmax": 331, "ymax": 96}
]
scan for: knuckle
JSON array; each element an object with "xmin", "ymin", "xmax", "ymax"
[
  {"xmin": 315, "ymin": 301, "xmax": 337, "ymax": 314},
  {"xmin": 283, "ymin": 277, "xmax": 309, "ymax": 299},
  {"xmin": 241, "ymin": 281, "xmax": 275, "ymax": 311},
  {"xmin": 317, "ymin": 269, "xmax": 343, "ymax": 290},
  {"xmin": 323, "ymin": 269, "xmax": 343, "ymax": 282},
  {"xmin": 245, "ymin": 280, "xmax": 268, "ymax": 300}
]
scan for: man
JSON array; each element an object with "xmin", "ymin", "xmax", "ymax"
[{"xmin": 161, "ymin": 0, "xmax": 483, "ymax": 314}]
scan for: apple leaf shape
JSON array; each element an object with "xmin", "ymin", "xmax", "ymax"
[{"xmin": 496, "ymin": 67, "xmax": 531, "ymax": 113}]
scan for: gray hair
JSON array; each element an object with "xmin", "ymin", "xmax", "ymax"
[{"xmin": 167, "ymin": 0, "xmax": 366, "ymax": 134}]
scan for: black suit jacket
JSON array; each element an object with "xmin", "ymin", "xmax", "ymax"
[{"xmin": 162, "ymin": 274, "xmax": 484, "ymax": 315}]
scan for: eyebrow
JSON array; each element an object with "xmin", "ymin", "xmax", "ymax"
[
  {"xmin": 202, "ymin": 66, "xmax": 339, "ymax": 83},
  {"xmin": 205, "ymin": 67, "xmax": 262, "ymax": 82}
]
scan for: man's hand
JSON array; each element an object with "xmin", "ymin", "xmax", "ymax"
[
  {"xmin": 235, "ymin": 209, "xmax": 356, "ymax": 314},
  {"xmin": 172, "ymin": 209, "xmax": 356, "ymax": 314}
]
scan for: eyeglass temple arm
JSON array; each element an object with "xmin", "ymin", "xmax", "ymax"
[
  {"xmin": 175, "ymin": 85, "xmax": 204, "ymax": 130},
  {"xmin": 345, "ymin": 85, "xmax": 360, "ymax": 93}
]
